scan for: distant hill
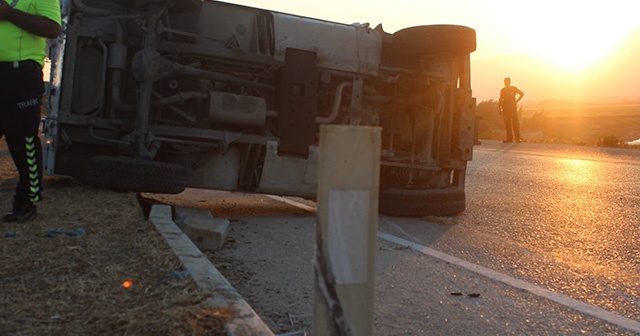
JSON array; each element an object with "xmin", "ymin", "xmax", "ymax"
[{"xmin": 472, "ymin": 29, "xmax": 640, "ymax": 103}]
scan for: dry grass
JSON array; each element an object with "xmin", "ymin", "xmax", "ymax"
[
  {"xmin": 480, "ymin": 114, "xmax": 640, "ymax": 147},
  {"xmin": 0, "ymin": 141, "xmax": 228, "ymax": 336}
]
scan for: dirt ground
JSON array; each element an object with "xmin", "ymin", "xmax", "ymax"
[
  {"xmin": 540, "ymin": 114, "xmax": 640, "ymax": 145},
  {"xmin": 145, "ymin": 191, "xmax": 318, "ymax": 335},
  {"xmin": 0, "ymin": 140, "xmax": 229, "ymax": 336},
  {"xmin": 480, "ymin": 111, "xmax": 640, "ymax": 146}
]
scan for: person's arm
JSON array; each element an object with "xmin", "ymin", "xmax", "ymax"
[
  {"xmin": 0, "ymin": 0, "xmax": 61, "ymax": 39},
  {"xmin": 515, "ymin": 88, "xmax": 525, "ymax": 103},
  {"xmin": 498, "ymin": 90, "xmax": 504, "ymax": 114}
]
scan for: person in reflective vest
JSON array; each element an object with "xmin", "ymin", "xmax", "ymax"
[{"xmin": 0, "ymin": 0, "xmax": 61, "ymax": 222}]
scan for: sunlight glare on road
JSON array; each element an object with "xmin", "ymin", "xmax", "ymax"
[
  {"xmin": 559, "ymin": 158, "xmax": 597, "ymax": 186},
  {"xmin": 544, "ymin": 156, "xmax": 626, "ymax": 279}
]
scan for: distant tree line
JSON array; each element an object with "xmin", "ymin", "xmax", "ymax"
[
  {"xmin": 476, "ymin": 99, "xmax": 543, "ymax": 140},
  {"xmin": 476, "ymin": 99, "xmax": 513, "ymax": 130}
]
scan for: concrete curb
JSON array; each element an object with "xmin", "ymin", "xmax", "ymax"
[{"xmin": 149, "ymin": 204, "xmax": 275, "ymax": 336}]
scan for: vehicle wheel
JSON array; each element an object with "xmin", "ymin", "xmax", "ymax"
[
  {"xmin": 85, "ymin": 156, "xmax": 186, "ymax": 194},
  {"xmin": 379, "ymin": 187, "xmax": 465, "ymax": 217},
  {"xmin": 168, "ymin": 0, "xmax": 201, "ymax": 12},
  {"xmin": 133, "ymin": 0, "xmax": 200, "ymax": 12},
  {"xmin": 392, "ymin": 25, "xmax": 476, "ymax": 56}
]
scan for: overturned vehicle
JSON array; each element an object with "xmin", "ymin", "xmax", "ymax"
[{"xmin": 44, "ymin": 0, "xmax": 477, "ymax": 217}]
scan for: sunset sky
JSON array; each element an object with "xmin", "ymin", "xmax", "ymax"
[{"xmin": 223, "ymin": 0, "xmax": 640, "ymax": 103}]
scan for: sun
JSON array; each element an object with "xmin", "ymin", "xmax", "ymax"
[
  {"xmin": 532, "ymin": 40, "xmax": 612, "ymax": 71},
  {"xmin": 503, "ymin": 1, "xmax": 633, "ymax": 73},
  {"xmin": 527, "ymin": 27, "xmax": 622, "ymax": 72}
]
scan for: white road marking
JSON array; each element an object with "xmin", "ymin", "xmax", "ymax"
[
  {"xmin": 378, "ymin": 232, "xmax": 640, "ymax": 334},
  {"xmin": 269, "ymin": 195, "xmax": 640, "ymax": 334}
]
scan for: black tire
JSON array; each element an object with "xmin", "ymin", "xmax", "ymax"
[
  {"xmin": 133, "ymin": 0, "xmax": 200, "ymax": 12},
  {"xmin": 85, "ymin": 156, "xmax": 186, "ymax": 194},
  {"xmin": 168, "ymin": 0, "xmax": 201, "ymax": 12},
  {"xmin": 379, "ymin": 187, "xmax": 465, "ymax": 217},
  {"xmin": 393, "ymin": 25, "xmax": 476, "ymax": 56}
]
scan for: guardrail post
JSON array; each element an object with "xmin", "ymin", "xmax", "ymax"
[{"xmin": 313, "ymin": 125, "xmax": 381, "ymax": 336}]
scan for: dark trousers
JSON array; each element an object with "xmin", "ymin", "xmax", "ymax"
[
  {"xmin": 0, "ymin": 60, "xmax": 44, "ymax": 206},
  {"xmin": 502, "ymin": 108, "xmax": 521, "ymax": 141}
]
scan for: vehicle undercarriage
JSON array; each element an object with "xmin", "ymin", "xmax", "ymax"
[{"xmin": 44, "ymin": 0, "xmax": 477, "ymax": 216}]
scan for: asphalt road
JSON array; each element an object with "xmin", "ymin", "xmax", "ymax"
[
  {"xmin": 374, "ymin": 140, "xmax": 640, "ymax": 334},
  {"xmin": 155, "ymin": 139, "xmax": 640, "ymax": 335},
  {"xmin": 457, "ymin": 140, "xmax": 639, "ymax": 318}
]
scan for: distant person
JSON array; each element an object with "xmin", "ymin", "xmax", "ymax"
[
  {"xmin": 498, "ymin": 77, "xmax": 525, "ymax": 143},
  {"xmin": 0, "ymin": 0, "xmax": 61, "ymax": 222}
]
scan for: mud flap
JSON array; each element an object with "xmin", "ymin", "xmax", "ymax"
[{"xmin": 277, "ymin": 48, "xmax": 319, "ymax": 156}]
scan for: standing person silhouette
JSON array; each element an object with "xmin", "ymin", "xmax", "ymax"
[{"xmin": 498, "ymin": 77, "xmax": 524, "ymax": 143}]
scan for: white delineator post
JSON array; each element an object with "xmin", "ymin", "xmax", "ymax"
[{"xmin": 313, "ymin": 125, "xmax": 381, "ymax": 336}]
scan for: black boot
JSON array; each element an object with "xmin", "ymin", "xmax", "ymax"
[{"xmin": 3, "ymin": 198, "xmax": 37, "ymax": 223}]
